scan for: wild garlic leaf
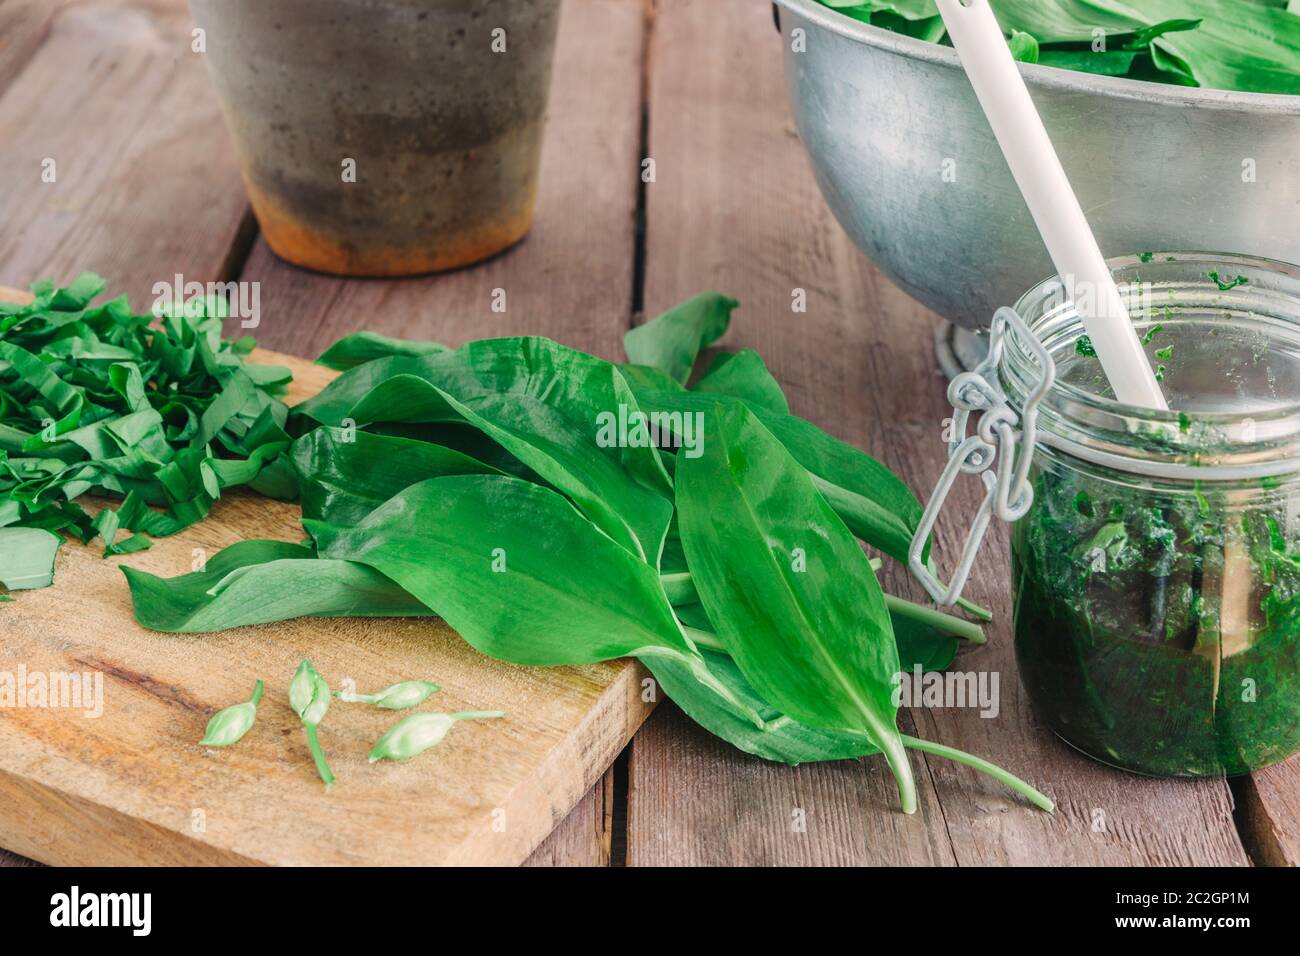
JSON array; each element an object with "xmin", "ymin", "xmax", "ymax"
[
  {"xmin": 630, "ymin": 387, "xmax": 922, "ymax": 563},
  {"xmin": 823, "ymin": 1, "xmax": 1300, "ymax": 94},
  {"xmin": 665, "ymin": 609, "xmax": 960, "ymax": 759},
  {"xmin": 616, "ymin": 363, "xmax": 683, "ymax": 392},
  {"xmin": 194, "ymin": 370, "xmax": 256, "ymax": 447},
  {"xmin": 623, "ymin": 292, "xmax": 738, "ymax": 385},
  {"xmin": 820, "ymin": 2, "xmax": 1134, "ymax": 35},
  {"xmin": 642, "ymin": 649, "xmax": 878, "ymax": 765},
  {"xmin": 1138, "ymin": 1, "xmax": 1300, "ymax": 93},
  {"xmin": 124, "ymin": 540, "xmax": 425, "ymax": 633},
  {"xmin": 298, "ymin": 338, "xmax": 675, "ymax": 562},
  {"xmin": 291, "ymin": 354, "xmax": 461, "ymax": 428},
  {"xmin": 316, "ymin": 331, "xmax": 448, "ymax": 371},
  {"xmin": 291, "ymin": 427, "xmax": 502, "ymax": 526},
  {"xmin": 408, "ymin": 338, "xmax": 675, "ymax": 560},
  {"xmin": 671, "ymin": 587, "xmax": 959, "ymax": 674},
  {"xmin": 306, "ymin": 474, "xmax": 694, "ymax": 667},
  {"xmin": 1036, "ymin": 48, "xmax": 1140, "ymax": 76},
  {"xmin": 892, "ymin": 614, "xmax": 959, "ymax": 673},
  {"xmin": 659, "ymin": 571, "xmax": 697, "ymax": 606},
  {"xmin": 676, "ymin": 403, "xmax": 916, "ymax": 812},
  {"xmin": 828, "ymin": 0, "xmax": 934, "ymax": 18},
  {"xmin": 1124, "ymin": 18, "xmax": 1203, "ymax": 51},
  {"xmin": 693, "ymin": 349, "xmax": 790, "ymax": 415},
  {"xmin": 1008, "ymin": 29, "xmax": 1039, "ymax": 63},
  {"xmin": 986, "ymin": 0, "xmax": 1140, "ymax": 39},
  {"xmin": 363, "ymin": 421, "xmax": 535, "ymax": 481}
]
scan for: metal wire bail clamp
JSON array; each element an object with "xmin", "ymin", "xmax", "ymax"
[{"xmin": 908, "ymin": 307, "xmax": 1056, "ymax": 606}]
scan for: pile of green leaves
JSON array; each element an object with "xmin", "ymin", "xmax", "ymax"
[
  {"xmin": 123, "ymin": 292, "xmax": 1051, "ymax": 813},
  {"xmin": 819, "ymin": 1, "xmax": 1300, "ymax": 95},
  {"xmin": 0, "ymin": 275, "xmax": 293, "ymax": 591}
]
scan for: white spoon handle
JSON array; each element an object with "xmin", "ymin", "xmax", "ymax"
[{"xmin": 936, "ymin": 0, "xmax": 1167, "ymax": 410}]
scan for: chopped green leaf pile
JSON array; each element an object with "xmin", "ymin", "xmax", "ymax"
[
  {"xmin": 818, "ymin": 1, "xmax": 1300, "ymax": 95},
  {"xmin": 0, "ymin": 274, "xmax": 293, "ymax": 591}
]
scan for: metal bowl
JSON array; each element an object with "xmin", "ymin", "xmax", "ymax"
[{"xmin": 773, "ymin": 0, "xmax": 1300, "ymax": 329}]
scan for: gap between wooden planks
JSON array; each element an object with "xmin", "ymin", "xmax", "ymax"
[{"xmin": 5, "ymin": 0, "xmax": 1293, "ymax": 866}]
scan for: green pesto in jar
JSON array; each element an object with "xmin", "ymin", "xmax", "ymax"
[
  {"xmin": 1012, "ymin": 466, "xmax": 1300, "ymax": 776},
  {"xmin": 1003, "ymin": 254, "xmax": 1300, "ymax": 778}
]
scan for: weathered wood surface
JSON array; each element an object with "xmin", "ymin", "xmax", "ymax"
[
  {"xmin": 0, "ymin": 0, "xmax": 250, "ymax": 307},
  {"xmin": 1, "ymin": 0, "xmax": 1295, "ymax": 866},
  {"xmin": 625, "ymin": 0, "xmax": 1253, "ymax": 867},
  {"xmin": 1237, "ymin": 766, "xmax": 1300, "ymax": 867},
  {"xmin": 0, "ymin": 0, "xmax": 63, "ymax": 94},
  {"xmin": 523, "ymin": 767, "xmax": 618, "ymax": 867}
]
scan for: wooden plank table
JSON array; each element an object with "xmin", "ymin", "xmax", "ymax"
[{"xmin": 0, "ymin": 0, "xmax": 1294, "ymax": 866}]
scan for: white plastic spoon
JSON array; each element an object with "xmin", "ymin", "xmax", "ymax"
[{"xmin": 935, "ymin": 0, "xmax": 1168, "ymax": 410}]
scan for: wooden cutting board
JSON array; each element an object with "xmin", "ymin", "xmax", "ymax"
[{"xmin": 0, "ymin": 286, "xmax": 653, "ymax": 866}]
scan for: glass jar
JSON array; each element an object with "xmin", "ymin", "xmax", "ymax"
[{"xmin": 1002, "ymin": 253, "xmax": 1300, "ymax": 777}]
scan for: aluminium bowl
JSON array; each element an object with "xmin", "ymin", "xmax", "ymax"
[{"xmin": 773, "ymin": 0, "xmax": 1300, "ymax": 329}]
